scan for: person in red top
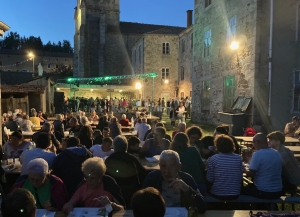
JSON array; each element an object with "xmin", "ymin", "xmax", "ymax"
[
  {"xmin": 171, "ymin": 122, "xmax": 186, "ymax": 139},
  {"xmin": 62, "ymin": 157, "xmax": 125, "ymax": 214},
  {"xmin": 119, "ymin": 114, "xmax": 131, "ymax": 127}
]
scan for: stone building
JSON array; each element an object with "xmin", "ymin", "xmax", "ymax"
[
  {"xmin": 0, "ymin": 49, "xmax": 73, "ymax": 74},
  {"xmin": 131, "ymin": 27, "xmax": 185, "ymax": 101},
  {"xmin": 0, "ymin": 21, "xmax": 10, "ymax": 38},
  {"xmin": 178, "ymin": 10, "xmax": 194, "ymax": 100},
  {"xmin": 192, "ymin": 0, "xmax": 300, "ymax": 133}
]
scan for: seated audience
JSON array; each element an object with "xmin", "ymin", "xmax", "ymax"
[
  {"xmin": 15, "ymin": 113, "xmax": 23, "ymax": 127},
  {"xmin": 206, "ymin": 134, "xmax": 243, "ymax": 200},
  {"xmin": 133, "ymin": 118, "xmax": 142, "ymax": 132},
  {"xmin": 285, "ymin": 116, "xmax": 299, "ymax": 137},
  {"xmin": 32, "ymin": 123, "xmax": 60, "ymax": 150},
  {"xmin": 145, "ymin": 122, "xmax": 172, "ymax": 142},
  {"xmin": 200, "ymin": 136, "xmax": 215, "ymax": 159},
  {"xmin": 214, "ymin": 125, "xmax": 240, "ymax": 155},
  {"xmin": 108, "ymin": 117, "xmax": 122, "ymax": 139},
  {"xmin": 105, "ymin": 135, "xmax": 147, "ymax": 208},
  {"xmin": 127, "ymin": 136, "xmax": 141, "ymax": 156},
  {"xmin": 172, "ymin": 122, "xmax": 186, "ymax": 139},
  {"xmin": 103, "ymin": 127, "xmax": 110, "ymax": 138},
  {"xmin": 89, "ymin": 110, "xmax": 99, "ymax": 122},
  {"xmin": 37, "ymin": 111, "xmax": 46, "ymax": 125},
  {"xmin": 62, "ymin": 157, "xmax": 125, "ymax": 213},
  {"xmin": 3, "ymin": 131, "xmax": 32, "ymax": 158},
  {"xmin": 2, "ymin": 188, "xmax": 36, "ymax": 217},
  {"xmin": 171, "ymin": 133, "xmax": 206, "ymax": 194},
  {"xmin": 137, "ymin": 118, "xmax": 151, "ymax": 141},
  {"xmin": 90, "ymin": 137, "xmax": 114, "ymax": 158},
  {"xmin": 29, "ymin": 111, "xmax": 42, "ymax": 131},
  {"xmin": 80, "ymin": 116, "xmax": 90, "ymax": 126},
  {"xmin": 93, "ymin": 129, "xmax": 103, "ymax": 145},
  {"xmin": 131, "ymin": 187, "xmax": 166, "ymax": 217},
  {"xmin": 20, "ymin": 133, "xmax": 56, "ymax": 175},
  {"xmin": 21, "ymin": 115, "xmax": 34, "ymax": 132},
  {"xmin": 53, "ymin": 114, "xmax": 64, "ymax": 142},
  {"xmin": 243, "ymin": 133, "xmax": 282, "ymax": 199},
  {"xmin": 5, "ymin": 116, "xmax": 18, "ymax": 131},
  {"xmin": 78, "ymin": 125, "xmax": 94, "ymax": 149},
  {"xmin": 267, "ymin": 131, "xmax": 300, "ymax": 192},
  {"xmin": 68, "ymin": 117, "xmax": 82, "ymax": 137},
  {"xmin": 12, "ymin": 158, "xmax": 68, "ymax": 211},
  {"xmin": 142, "ymin": 150, "xmax": 206, "ymax": 213},
  {"xmin": 52, "ymin": 137, "xmax": 92, "ymax": 197},
  {"xmin": 97, "ymin": 116, "xmax": 109, "ymax": 133},
  {"xmin": 140, "ymin": 127, "xmax": 170, "ymax": 158},
  {"xmin": 119, "ymin": 114, "xmax": 131, "ymax": 126}
]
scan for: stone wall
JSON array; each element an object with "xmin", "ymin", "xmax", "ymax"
[
  {"xmin": 178, "ymin": 26, "xmax": 193, "ymax": 99},
  {"xmin": 192, "ymin": 0, "xmax": 257, "ymax": 125},
  {"xmin": 131, "ymin": 34, "xmax": 179, "ymax": 101}
]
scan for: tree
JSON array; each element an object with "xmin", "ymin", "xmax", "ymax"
[{"xmin": 1, "ymin": 32, "xmax": 21, "ymax": 49}]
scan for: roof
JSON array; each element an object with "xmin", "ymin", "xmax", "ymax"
[
  {"xmin": 116, "ymin": 22, "xmax": 185, "ymax": 35},
  {"xmin": 0, "ymin": 71, "xmax": 39, "ymax": 85},
  {"xmin": 0, "ymin": 49, "xmax": 73, "ymax": 58},
  {"xmin": 1, "ymin": 85, "xmax": 45, "ymax": 93},
  {"xmin": 0, "ymin": 21, "xmax": 10, "ymax": 31}
]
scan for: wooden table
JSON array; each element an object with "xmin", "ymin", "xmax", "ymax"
[
  {"xmin": 138, "ymin": 158, "xmax": 160, "ymax": 171},
  {"xmin": 122, "ymin": 132, "xmax": 137, "ymax": 137},
  {"xmin": 235, "ymin": 136, "xmax": 300, "ymax": 144},
  {"xmin": 114, "ymin": 207, "xmax": 187, "ymax": 217},
  {"xmin": 7, "ymin": 131, "xmax": 34, "ymax": 140},
  {"xmin": 285, "ymin": 146, "xmax": 300, "ymax": 153},
  {"xmin": 36, "ymin": 209, "xmax": 66, "ymax": 217},
  {"xmin": 2, "ymin": 165, "xmax": 21, "ymax": 174},
  {"xmin": 198, "ymin": 210, "xmax": 299, "ymax": 217}
]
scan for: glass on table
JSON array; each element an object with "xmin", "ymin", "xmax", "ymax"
[{"xmin": 7, "ymin": 158, "xmax": 13, "ymax": 165}]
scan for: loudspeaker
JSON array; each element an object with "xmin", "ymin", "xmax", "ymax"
[{"xmin": 54, "ymin": 92, "xmax": 64, "ymax": 107}]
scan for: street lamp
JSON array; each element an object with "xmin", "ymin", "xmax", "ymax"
[
  {"xmin": 135, "ymin": 82, "xmax": 142, "ymax": 89},
  {"xmin": 28, "ymin": 52, "xmax": 34, "ymax": 73},
  {"xmin": 164, "ymin": 79, "xmax": 169, "ymax": 84},
  {"xmin": 230, "ymin": 41, "xmax": 239, "ymax": 51}
]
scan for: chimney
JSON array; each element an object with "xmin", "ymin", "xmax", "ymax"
[{"xmin": 187, "ymin": 10, "xmax": 193, "ymax": 27}]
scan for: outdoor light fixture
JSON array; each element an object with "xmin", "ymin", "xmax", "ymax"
[
  {"xmin": 28, "ymin": 52, "xmax": 35, "ymax": 73},
  {"xmin": 90, "ymin": 89, "xmax": 93, "ymax": 92},
  {"xmin": 119, "ymin": 90, "xmax": 123, "ymax": 92},
  {"xmin": 230, "ymin": 41, "xmax": 239, "ymax": 50},
  {"xmin": 135, "ymin": 82, "xmax": 142, "ymax": 89},
  {"xmin": 164, "ymin": 79, "xmax": 169, "ymax": 84},
  {"xmin": 57, "ymin": 88, "xmax": 60, "ymax": 91}
]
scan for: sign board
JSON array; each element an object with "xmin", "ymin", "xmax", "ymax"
[{"xmin": 107, "ymin": 89, "xmax": 114, "ymax": 92}]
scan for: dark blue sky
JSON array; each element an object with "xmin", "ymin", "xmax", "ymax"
[{"xmin": 1, "ymin": 0, "xmax": 194, "ymax": 46}]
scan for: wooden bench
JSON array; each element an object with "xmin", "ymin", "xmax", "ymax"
[{"xmin": 203, "ymin": 195, "xmax": 300, "ymax": 210}]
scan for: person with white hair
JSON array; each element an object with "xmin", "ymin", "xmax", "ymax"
[
  {"xmin": 12, "ymin": 158, "xmax": 68, "ymax": 211},
  {"xmin": 119, "ymin": 114, "xmax": 131, "ymax": 127},
  {"xmin": 62, "ymin": 157, "xmax": 125, "ymax": 213},
  {"xmin": 142, "ymin": 150, "xmax": 206, "ymax": 214},
  {"xmin": 53, "ymin": 114, "xmax": 64, "ymax": 142},
  {"xmin": 80, "ymin": 116, "xmax": 90, "ymax": 126}
]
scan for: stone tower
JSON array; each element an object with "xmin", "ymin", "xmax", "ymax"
[{"xmin": 73, "ymin": 0, "xmax": 121, "ymax": 78}]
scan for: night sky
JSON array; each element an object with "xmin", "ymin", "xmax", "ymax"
[{"xmin": 1, "ymin": 0, "xmax": 194, "ymax": 46}]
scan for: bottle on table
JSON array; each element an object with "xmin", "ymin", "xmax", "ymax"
[
  {"xmin": 188, "ymin": 194, "xmax": 198, "ymax": 217},
  {"xmin": 69, "ymin": 131, "xmax": 74, "ymax": 137}
]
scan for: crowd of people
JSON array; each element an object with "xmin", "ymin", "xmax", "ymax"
[
  {"xmin": 63, "ymin": 96, "xmax": 192, "ymax": 118},
  {"xmin": 1, "ymin": 106, "xmax": 300, "ymax": 216}
]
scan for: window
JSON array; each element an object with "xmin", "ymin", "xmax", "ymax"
[
  {"xmin": 56, "ymin": 64, "xmax": 59, "ymax": 69},
  {"xmin": 181, "ymin": 40, "xmax": 185, "ymax": 53},
  {"xmin": 205, "ymin": 0, "xmax": 212, "ymax": 8},
  {"xmin": 162, "ymin": 68, "xmax": 170, "ymax": 79},
  {"xmin": 139, "ymin": 45, "xmax": 141, "ymax": 63},
  {"xmin": 47, "ymin": 64, "xmax": 51, "ymax": 69},
  {"xmin": 224, "ymin": 76, "xmax": 236, "ymax": 111},
  {"xmin": 202, "ymin": 80, "xmax": 211, "ymax": 110},
  {"xmin": 0, "ymin": 61, "xmax": 2, "ymax": 66},
  {"xmin": 181, "ymin": 92, "xmax": 184, "ymax": 99},
  {"xmin": 181, "ymin": 66, "xmax": 185, "ymax": 80},
  {"xmin": 162, "ymin": 42, "xmax": 170, "ymax": 54},
  {"xmin": 227, "ymin": 15, "xmax": 237, "ymax": 43},
  {"xmin": 297, "ymin": 4, "xmax": 300, "ymax": 41},
  {"xmin": 294, "ymin": 71, "xmax": 300, "ymax": 110},
  {"xmin": 204, "ymin": 29, "xmax": 211, "ymax": 57}
]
